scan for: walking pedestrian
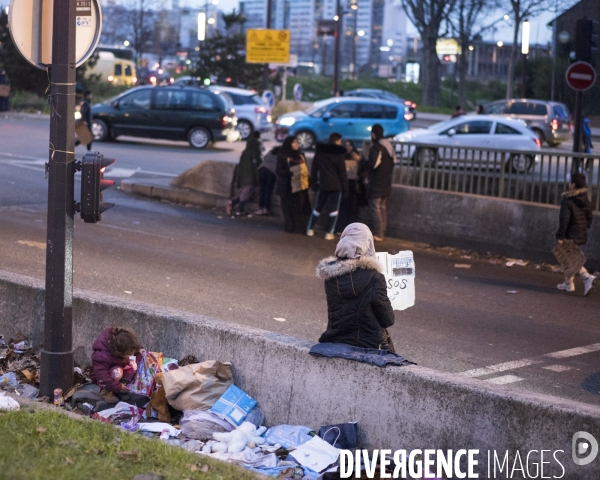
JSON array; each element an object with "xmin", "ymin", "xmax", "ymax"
[
  {"xmin": 0, "ymin": 68, "xmax": 9, "ymax": 112},
  {"xmin": 336, "ymin": 139, "xmax": 362, "ymax": 233},
  {"xmin": 451, "ymin": 105, "xmax": 466, "ymax": 118},
  {"xmin": 227, "ymin": 131, "xmax": 261, "ymax": 216},
  {"xmin": 583, "ymin": 118, "xmax": 593, "ymax": 154},
  {"xmin": 362, "ymin": 124, "xmax": 395, "ymax": 242},
  {"xmin": 306, "ymin": 132, "xmax": 348, "ymax": 240},
  {"xmin": 255, "ymin": 145, "xmax": 279, "ymax": 215},
  {"xmin": 276, "ymin": 136, "xmax": 311, "ymax": 233},
  {"xmin": 75, "ymin": 90, "xmax": 93, "ymax": 150},
  {"xmin": 476, "ymin": 104, "xmax": 485, "ymax": 115},
  {"xmin": 315, "ymin": 222, "xmax": 395, "ymax": 351},
  {"xmin": 556, "ymin": 173, "xmax": 596, "ymax": 296}
]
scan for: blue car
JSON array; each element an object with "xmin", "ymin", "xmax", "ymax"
[{"xmin": 275, "ymin": 97, "xmax": 411, "ymax": 150}]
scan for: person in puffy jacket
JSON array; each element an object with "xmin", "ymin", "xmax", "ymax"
[
  {"xmin": 556, "ymin": 173, "xmax": 596, "ymax": 296},
  {"xmin": 316, "ymin": 222, "xmax": 395, "ymax": 351},
  {"xmin": 90, "ymin": 327, "xmax": 143, "ymax": 393}
]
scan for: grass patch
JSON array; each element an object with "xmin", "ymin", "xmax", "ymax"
[{"xmin": 0, "ymin": 409, "xmax": 259, "ymax": 480}]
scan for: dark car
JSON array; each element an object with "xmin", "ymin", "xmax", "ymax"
[
  {"xmin": 137, "ymin": 67, "xmax": 174, "ymax": 86},
  {"xmin": 90, "ymin": 86, "xmax": 237, "ymax": 149},
  {"xmin": 344, "ymin": 88, "xmax": 417, "ymax": 120},
  {"xmin": 483, "ymin": 99, "xmax": 572, "ymax": 147}
]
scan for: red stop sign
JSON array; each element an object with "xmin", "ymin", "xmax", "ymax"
[{"xmin": 566, "ymin": 61, "xmax": 597, "ymax": 91}]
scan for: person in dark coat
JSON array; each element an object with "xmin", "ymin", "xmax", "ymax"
[
  {"xmin": 361, "ymin": 124, "xmax": 395, "ymax": 242},
  {"xmin": 90, "ymin": 327, "xmax": 143, "ymax": 394},
  {"xmin": 256, "ymin": 145, "xmax": 279, "ymax": 215},
  {"xmin": 228, "ymin": 131, "xmax": 261, "ymax": 216},
  {"xmin": 0, "ymin": 68, "xmax": 9, "ymax": 112},
  {"xmin": 556, "ymin": 173, "xmax": 596, "ymax": 296},
  {"xmin": 276, "ymin": 136, "xmax": 311, "ymax": 233},
  {"xmin": 306, "ymin": 132, "xmax": 348, "ymax": 240},
  {"xmin": 336, "ymin": 139, "xmax": 362, "ymax": 232},
  {"xmin": 75, "ymin": 90, "xmax": 93, "ymax": 150},
  {"xmin": 316, "ymin": 222, "xmax": 395, "ymax": 351}
]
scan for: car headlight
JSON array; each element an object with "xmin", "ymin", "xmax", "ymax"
[{"xmin": 279, "ymin": 117, "xmax": 296, "ymax": 127}]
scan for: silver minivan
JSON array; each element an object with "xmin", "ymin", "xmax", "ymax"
[{"xmin": 483, "ymin": 99, "xmax": 572, "ymax": 147}]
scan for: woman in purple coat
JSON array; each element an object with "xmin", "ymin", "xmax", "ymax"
[{"xmin": 90, "ymin": 327, "xmax": 142, "ymax": 394}]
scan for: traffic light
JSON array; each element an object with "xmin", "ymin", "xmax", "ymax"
[
  {"xmin": 575, "ymin": 19, "xmax": 599, "ymax": 65},
  {"xmin": 79, "ymin": 152, "xmax": 115, "ymax": 223}
]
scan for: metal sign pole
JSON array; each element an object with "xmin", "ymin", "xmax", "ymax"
[
  {"xmin": 39, "ymin": 0, "xmax": 77, "ymax": 398},
  {"xmin": 571, "ymin": 90, "xmax": 583, "ymax": 173}
]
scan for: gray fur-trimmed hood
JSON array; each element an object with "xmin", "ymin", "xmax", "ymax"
[{"xmin": 316, "ymin": 256, "xmax": 383, "ymax": 280}]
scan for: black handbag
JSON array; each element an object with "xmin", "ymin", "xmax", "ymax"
[{"xmin": 319, "ymin": 422, "xmax": 358, "ymax": 449}]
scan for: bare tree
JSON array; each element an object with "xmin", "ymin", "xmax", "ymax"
[
  {"xmin": 498, "ymin": 0, "xmax": 549, "ymax": 99},
  {"xmin": 448, "ymin": 0, "xmax": 495, "ymax": 107},
  {"xmin": 401, "ymin": 0, "xmax": 458, "ymax": 106}
]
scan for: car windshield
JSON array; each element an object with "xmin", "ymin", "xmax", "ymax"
[
  {"xmin": 306, "ymin": 100, "xmax": 331, "ymax": 117},
  {"xmin": 428, "ymin": 119, "xmax": 458, "ymax": 131}
]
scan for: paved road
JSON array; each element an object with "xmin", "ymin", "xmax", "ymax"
[{"xmin": 1, "ymin": 115, "xmax": 600, "ymax": 406}]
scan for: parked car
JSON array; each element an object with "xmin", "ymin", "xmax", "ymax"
[
  {"xmin": 344, "ymin": 88, "xmax": 417, "ymax": 120},
  {"xmin": 90, "ymin": 85, "xmax": 237, "ymax": 149},
  {"xmin": 393, "ymin": 115, "xmax": 541, "ymax": 172},
  {"xmin": 275, "ymin": 97, "xmax": 411, "ymax": 150},
  {"xmin": 208, "ymin": 86, "xmax": 272, "ymax": 140},
  {"xmin": 482, "ymin": 99, "xmax": 572, "ymax": 147}
]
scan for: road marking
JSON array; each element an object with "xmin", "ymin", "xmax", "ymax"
[
  {"xmin": 543, "ymin": 365, "xmax": 574, "ymax": 372},
  {"xmin": 485, "ymin": 375, "xmax": 524, "ymax": 385},
  {"xmin": 104, "ymin": 168, "xmax": 137, "ymax": 178},
  {"xmin": 16, "ymin": 240, "xmax": 45, "ymax": 250},
  {"xmin": 5, "ymin": 163, "xmax": 46, "ymax": 173},
  {"xmin": 460, "ymin": 359, "xmax": 543, "ymax": 378},
  {"xmin": 545, "ymin": 343, "xmax": 600, "ymax": 359}
]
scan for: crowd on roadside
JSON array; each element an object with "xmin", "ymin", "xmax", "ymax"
[{"xmin": 228, "ymin": 123, "xmax": 396, "ymax": 242}]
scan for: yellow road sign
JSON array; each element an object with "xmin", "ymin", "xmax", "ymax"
[{"xmin": 246, "ymin": 29, "xmax": 290, "ymax": 64}]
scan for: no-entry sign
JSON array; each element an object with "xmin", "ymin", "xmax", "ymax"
[{"xmin": 565, "ymin": 61, "xmax": 597, "ymax": 92}]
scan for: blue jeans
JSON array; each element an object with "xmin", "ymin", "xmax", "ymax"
[{"xmin": 309, "ymin": 342, "xmax": 414, "ymax": 368}]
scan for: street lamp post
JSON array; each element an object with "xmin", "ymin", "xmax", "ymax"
[
  {"xmin": 332, "ymin": 0, "xmax": 342, "ymax": 95},
  {"xmin": 350, "ymin": 2, "xmax": 358, "ymax": 80},
  {"xmin": 521, "ymin": 19, "xmax": 530, "ymax": 98}
]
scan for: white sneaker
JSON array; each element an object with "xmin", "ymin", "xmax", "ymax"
[
  {"xmin": 324, "ymin": 233, "xmax": 335, "ymax": 240},
  {"xmin": 557, "ymin": 280, "xmax": 575, "ymax": 292},
  {"xmin": 306, "ymin": 229, "xmax": 314, "ymax": 237},
  {"xmin": 584, "ymin": 275, "xmax": 597, "ymax": 296}
]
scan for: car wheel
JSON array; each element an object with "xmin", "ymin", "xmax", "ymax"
[
  {"xmin": 91, "ymin": 119, "xmax": 110, "ymax": 142},
  {"xmin": 548, "ymin": 141, "xmax": 561, "ymax": 148},
  {"xmin": 532, "ymin": 128, "xmax": 545, "ymax": 144},
  {"xmin": 412, "ymin": 147, "xmax": 438, "ymax": 167},
  {"xmin": 507, "ymin": 153, "xmax": 534, "ymax": 173},
  {"xmin": 295, "ymin": 130, "xmax": 316, "ymax": 150},
  {"xmin": 236, "ymin": 120, "xmax": 253, "ymax": 140},
  {"xmin": 188, "ymin": 126, "xmax": 211, "ymax": 149}
]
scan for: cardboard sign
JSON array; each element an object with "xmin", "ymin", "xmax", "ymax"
[
  {"xmin": 0, "ymin": 85, "xmax": 9, "ymax": 97},
  {"xmin": 376, "ymin": 251, "xmax": 415, "ymax": 311},
  {"xmin": 75, "ymin": 120, "xmax": 93, "ymax": 145},
  {"xmin": 552, "ymin": 241, "xmax": 586, "ymax": 279}
]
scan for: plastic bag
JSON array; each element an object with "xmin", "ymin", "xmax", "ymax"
[
  {"xmin": 125, "ymin": 350, "xmax": 163, "ymax": 397},
  {"xmin": 0, "ymin": 392, "xmax": 20, "ymax": 411},
  {"xmin": 264, "ymin": 425, "xmax": 314, "ymax": 449},
  {"xmin": 180, "ymin": 410, "xmax": 235, "ymax": 441},
  {"xmin": 319, "ymin": 422, "xmax": 358, "ymax": 449},
  {"xmin": 289, "ymin": 435, "xmax": 340, "ymax": 473}
]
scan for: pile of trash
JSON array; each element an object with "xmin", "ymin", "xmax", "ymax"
[{"xmin": 0, "ymin": 337, "xmax": 363, "ymax": 479}]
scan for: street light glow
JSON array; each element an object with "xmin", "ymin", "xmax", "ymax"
[
  {"xmin": 521, "ymin": 19, "xmax": 530, "ymax": 55},
  {"xmin": 197, "ymin": 12, "xmax": 206, "ymax": 41},
  {"xmin": 123, "ymin": 40, "xmax": 130, "ymax": 47},
  {"xmin": 357, "ymin": 30, "xmax": 365, "ymax": 37},
  {"xmin": 504, "ymin": 14, "xmax": 509, "ymax": 20},
  {"xmin": 207, "ymin": 17, "xmax": 215, "ymax": 25},
  {"xmin": 497, "ymin": 41, "xmax": 504, "ymax": 47},
  {"xmin": 468, "ymin": 45, "xmax": 474, "ymax": 51},
  {"xmin": 333, "ymin": 15, "xmax": 339, "ymax": 21},
  {"xmin": 350, "ymin": 4, "xmax": 358, "ymax": 10},
  {"xmin": 387, "ymin": 39, "xmax": 394, "ymax": 47}
]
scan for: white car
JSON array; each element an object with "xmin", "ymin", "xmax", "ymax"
[
  {"xmin": 393, "ymin": 115, "xmax": 542, "ymax": 172},
  {"xmin": 208, "ymin": 86, "xmax": 272, "ymax": 140}
]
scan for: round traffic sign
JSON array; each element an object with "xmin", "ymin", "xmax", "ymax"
[
  {"xmin": 9, "ymin": 0, "xmax": 102, "ymax": 70},
  {"xmin": 565, "ymin": 61, "xmax": 597, "ymax": 92},
  {"xmin": 262, "ymin": 90, "xmax": 275, "ymax": 109}
]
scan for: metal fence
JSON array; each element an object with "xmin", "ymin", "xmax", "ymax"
[{"xmin": 363, "ymin": 141, "xmax": 600, "ymax": 212}]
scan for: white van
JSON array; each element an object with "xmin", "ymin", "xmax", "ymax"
[{"xmin": 87, "ymin": 51, "xmax": 137, "ymax": 86}]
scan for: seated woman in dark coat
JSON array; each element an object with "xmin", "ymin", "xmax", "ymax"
[{"xmin": 315, "ymin": 222, "xmax": 395, "ymax": 351}]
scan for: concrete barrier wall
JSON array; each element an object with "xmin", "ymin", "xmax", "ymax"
[
  {"xmin": 125, "ymin": 160, "xmax": 600, "ymax": 270},
  {"xmin": 1, "ymin": 269, "xmax": 600, "ymax": 478}
]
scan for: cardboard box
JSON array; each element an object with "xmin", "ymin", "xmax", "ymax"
[{"xmin": 0, "ymin": 85, "xmax": 10, "ymax": 97}]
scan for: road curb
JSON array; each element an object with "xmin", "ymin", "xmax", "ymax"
[{"xmin": 1, "ymin": 111, "xmax": 50, "ymax": 121}]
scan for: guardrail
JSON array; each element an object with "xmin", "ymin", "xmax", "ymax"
[{"xmin": 363, "ymin": 141, "xmax": 600, "ymax": 211}]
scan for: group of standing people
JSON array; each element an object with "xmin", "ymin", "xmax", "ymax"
[{"xmin": 230, "ymin": 123, "xmax": 396, "ymax": 242}]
